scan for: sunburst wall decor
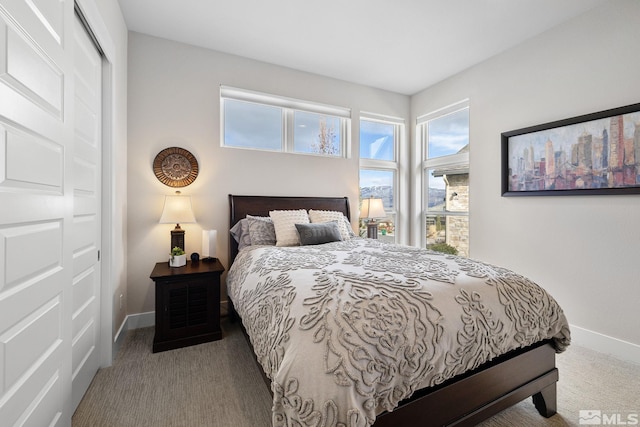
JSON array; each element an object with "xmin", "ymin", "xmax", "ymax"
[{"xmin": 153, "ymin": 147, "xmax": 199, "ymax": 188}]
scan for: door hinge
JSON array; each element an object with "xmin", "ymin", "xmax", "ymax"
[{"xmin": 98, "ymin": 250, "xmax": 101, "ymax": 261}]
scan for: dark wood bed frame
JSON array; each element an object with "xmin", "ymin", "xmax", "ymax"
[{"xmin": 228, "ymin": 194, "xmax": 559, "ymax": 427}]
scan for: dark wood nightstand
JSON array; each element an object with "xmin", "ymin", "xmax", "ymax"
[{"xmin": 150, "ymin": 259, "xmax": 225, "ymax": 353}]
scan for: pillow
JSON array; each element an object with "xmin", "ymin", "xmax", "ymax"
[
  {"xmin": 269, "ymin": 209, "xmax": 309, "ymax": 246},
  {"xmin": 343, "ymin": 216, "xmax": 357, "ymax": 238},
  {"xmin": 308, "ymin": 209, "xmax": 352, "ymax": 241},
  {"xmin": 247, "ymin": 215, "xmax": 276, "ymax": 246},
  {"xmin": 295, "ymin": 221, "xmax": 343, "ymax": 246},
  {"xmin": 230, "ymin": 219, "xmax": 252, "ymax": 250}
]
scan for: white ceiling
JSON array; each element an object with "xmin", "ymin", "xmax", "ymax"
[{"xmin": 118, "ymin": 0, "xmax": 606, "ymax": 95}]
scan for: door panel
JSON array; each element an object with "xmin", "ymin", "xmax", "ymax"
[
  {"xmin": 1, "ymin": 0, "xmax": 64, "ymax": 46},
  {"xmin": 0, "ymin": 18, "xmax": 64, "ymax": 118},
  {"xmin": 2, "ymin": 123, "xmax": 64, "ymax": 192},
  {"xmin": 2, "ymin": 297, "xmax": 62, "ymax": 389},
  {"xmin": 70, "ymin": 15, "xmax": 101, "ymax": 411},
  {"xmin": 0, "ymin": 220, "xmax": 63, "ymax": 289}
]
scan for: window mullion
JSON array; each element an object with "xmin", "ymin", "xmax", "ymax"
[
  {"xmin": 341, "ymin": 118, "xmax": 348, "ymax": 158},
  {"xmin": 363, "ymin": 159, "xmax": 398, "ymax": 170},
  {"xmin": 284, "ymin": 108, "xmax": 293, "ymax": 152}
]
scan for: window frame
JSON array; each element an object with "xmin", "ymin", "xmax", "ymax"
[
  {"xmin": 417, "ymin": 100, "xmax": 470, "ymax": 254},
  {"xmin": 359, "ymin": 112, "xmax": 404, "ymax": 242},
  {"xmin": 220, "ymin": 86, "xmax": 351, "ymax": 157}
]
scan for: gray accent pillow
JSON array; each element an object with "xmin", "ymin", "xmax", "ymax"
[
  {"xmin": 230, "ymin": 218, "xmax": 251, "ymax": 251},
  {"xmin": 308, "ymin": 209, "xmax": 352, "ymax": 241},
  {"xmin": 295, "ymin": 221, "xmax": 343, "ymax": 246},
  {"xmin": 247, "ymin": 215, "xmax": 276, "ymax": 246}
]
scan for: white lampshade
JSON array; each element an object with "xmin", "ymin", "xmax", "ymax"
[
  {"xmin": 202, "ymin": 230, "xmax": 217, "ymax": 258},
  {"xmin": 159, "ymin": 195, "xmax": 196, "ymax": 225},
  {"xmin": 360, "ymin": 198, "xmax": 386, "ymax": 219}
]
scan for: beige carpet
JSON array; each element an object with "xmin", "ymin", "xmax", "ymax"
[{"xmin": 73, "ymin": 318, "xmax": 640, "ymax": 426}]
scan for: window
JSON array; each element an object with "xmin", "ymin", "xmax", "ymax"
[
  {"xmin": 360, "ymin": 119, "xmax": 395, "ymax": 161},
  {"xmin": 221, "ymin": 86, "xmax": 350, "ymax": 157},
  {"xmin": 293, "ymin": 111, "xmax": 341, "ymax": 155},
  {"xmin": 360, "ymin": 169, "xmax": 394, "ymax": 209},
  {"xmin": 359, "ymin": 113, "xmax": 403, "ymax": 242},
  {"xmin": 419, "ymin": 101, "xmax": 469, "ymax": 257},
  {"xmin": 223, "ymin": 99, "xmax": 282, "ymax": 151}
]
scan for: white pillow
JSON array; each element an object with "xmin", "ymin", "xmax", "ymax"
[
  {"xmin": 308, "ymin": 209, "xmax": 352, "ymax": 241},
  {"xmin": 269, "ymin": 209, "xmax": 310, "ymax": 246}
]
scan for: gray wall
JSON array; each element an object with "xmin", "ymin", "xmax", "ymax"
[
  {"xmin": 411, "ymin": 0, "xmax": 640, "ymax": 358},
  {"xmin": 127, "ymin": 33, "xmax": 410, "ymax": 315}
]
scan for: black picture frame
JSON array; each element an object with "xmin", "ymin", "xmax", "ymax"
[{"xmin": 501, "ymin": 102, "xmax": 640, "ymax": 196}]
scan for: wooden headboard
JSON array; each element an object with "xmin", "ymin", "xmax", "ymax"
[{"xmin": 228, "ymin": 194, "xmax": 351, "ymax": 264}]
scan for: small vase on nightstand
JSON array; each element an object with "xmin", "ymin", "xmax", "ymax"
[
  {"xmin": 169, "ymin": 247, "xmax": 186, "ymax": 267},
  {"xmin": 169, "ymin": 254, "xmax": 186, "ymax": 267}
]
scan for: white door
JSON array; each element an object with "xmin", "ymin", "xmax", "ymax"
[
  {"xmin": 71, "ymin": 15, "xmax": 102, "ymax": 411},
  {"xmin": 0, "ymin": 0, "xmax": 73, "ymax": 425},
  {"xmin": 0, "ymin": 0, "xmax": 102, "ymax": 424}
]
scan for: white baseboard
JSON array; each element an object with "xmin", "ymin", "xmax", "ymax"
[
  {"xmin": 112, "ymin": 311, "xmax": 155, "ymax": 359},
  {"xmin": 126, "ymin": 311, "xmax": 155, "ymax": 329},
  {"xmin": 112, "ymin": 317, "xmax": 127, "ymax": 359},
  {"xmin": 570, "ymin": 324, "xmax": 640, "ymax": 365}
]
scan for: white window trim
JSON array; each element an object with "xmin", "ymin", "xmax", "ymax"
[
  {"xmin": 416, "ymin": 99, "xmax": 469, "ymax": 126},
  {"xmin": 361, "ymin": 111, "xmax": 405, "ymax": 124},
  {"xmin": 221, "ymin": 86, "xmax": 350, "ymax": 117}
]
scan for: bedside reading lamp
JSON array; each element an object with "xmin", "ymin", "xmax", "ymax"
[
  {"xmin": 159, "ymin": 191, "xmax": 196, "ymax": 252},
  {"xmin": 360, "ymin": 197, "xmax": 386, "ymax": 239}
]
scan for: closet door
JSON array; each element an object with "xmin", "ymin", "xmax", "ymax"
[
  {"xmin": 0, "ymin": 0, "xmax": 74, "ymax": 425},
  {"xmin": 71, "ymin": 14, "xmax": 102, "ymax": 411}
]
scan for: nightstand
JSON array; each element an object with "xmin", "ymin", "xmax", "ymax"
[{"xmin": 150, "ymin": 259, "xmax": 225, "ymax": 353}]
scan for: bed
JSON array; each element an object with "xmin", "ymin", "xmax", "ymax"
[{"xmin": 226, "ymin": 194, "xmax": 571, "ymax": 427}]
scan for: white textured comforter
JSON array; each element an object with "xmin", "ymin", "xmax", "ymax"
[{"xmin": 226, "ymin": 239, "xmax": 571, "ymax": 427}]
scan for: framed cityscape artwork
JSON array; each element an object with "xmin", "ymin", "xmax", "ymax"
[{"xmin": 501, "ymin": 102, "xmax": 640, "ymax": 196}]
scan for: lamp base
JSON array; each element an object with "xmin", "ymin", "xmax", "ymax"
[
  {"xmin": 170, "ymin": 229, "xmax": 185, "ymax": 252},
  {"xmin": 366, "ymin": 221, "xmax": 378, "ymax": 239}
]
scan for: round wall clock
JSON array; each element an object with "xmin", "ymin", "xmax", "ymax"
[{"xmin": 153, "ymin": 147, "xmax": 199, "ymax": 188}]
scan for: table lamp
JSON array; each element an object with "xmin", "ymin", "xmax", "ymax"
[
  {"xmin": 360, "ymin": 197, "xmax": 386, "ymax": 239},
  {"xmin": 159, "ymin": 191, "xmax": 196, "ymax": 252}
]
